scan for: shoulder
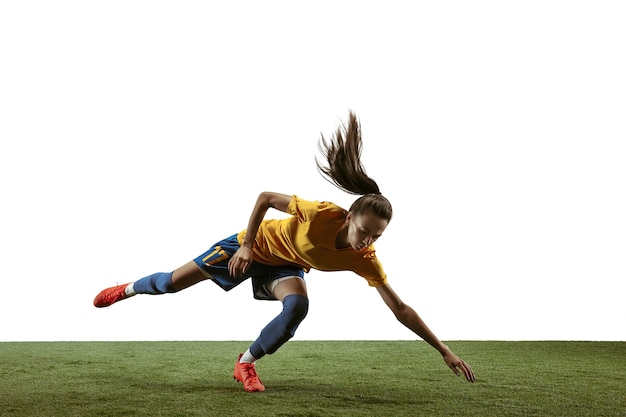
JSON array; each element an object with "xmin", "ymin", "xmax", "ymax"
[{"xmin": 289, "ymin": 195, "xmax": 347, "ymax": 218}]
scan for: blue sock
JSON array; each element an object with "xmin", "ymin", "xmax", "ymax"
[
  {"xmin": 249, "ymin": 294, "xmax": 309, "ymax": 358},
  {"xmin": 132, "ymin": 272, "xmax": 175, "ymax": 294}
]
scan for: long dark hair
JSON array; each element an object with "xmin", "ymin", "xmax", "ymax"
[{"xmin": 316, "ymin": 111, "xmax": 393, "ymax": 221}]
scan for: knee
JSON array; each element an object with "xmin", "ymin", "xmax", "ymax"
[
  {"xmin": 260, "ymin": 294, "xmax": 308, "ymax": 354},
  {"xmin": 274, "ymin": 294, "xmax": 309, "ymax": 341},
  {"xmin": 283, "ymin": 294, "xmax": 309, "ymax": 324}
]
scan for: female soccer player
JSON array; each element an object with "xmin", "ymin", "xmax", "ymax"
[{"xmin": 93, "ymin": 112, "xmax": 476, "ymax": 392}]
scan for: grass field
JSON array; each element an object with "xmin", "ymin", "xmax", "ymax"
[{"xmin": 0, "ymin": 341, "xmax": 623, "ymax": 417}]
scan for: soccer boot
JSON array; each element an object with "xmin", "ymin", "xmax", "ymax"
[
  {"xmin": 93, "ymin": 283, "xmax": 133, "ymax": 308},
  {"xmin": 233, "ymin": 353, "xmax": 265, "ymax": 392}
]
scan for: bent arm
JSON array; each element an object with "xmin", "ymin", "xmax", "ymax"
[
  {"xmin": 240, "ymin": 192, "xmax": 292, "ymax": 248},
  {"xmin": 376, "ymin": 283, "xmax": 476, "ymax": 382},
  {"xmin": 228, "ymin": 192, "xmax": 292, "ymax": 277}
]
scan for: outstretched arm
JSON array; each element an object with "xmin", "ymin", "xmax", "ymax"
[
  {"xmin": 228, "ymin": 192, "xmax": 292, "ymax": 277},
  {"xmin": 376, "ymin": 283, "xmax": 476, "ymax": 382}
]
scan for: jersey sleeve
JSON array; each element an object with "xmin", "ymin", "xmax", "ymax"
[
  {"xmin": 286, "ymin": 195, "xmax": 303, "ymax": 218},
  {"xmin": 286, "ymin": 195, "xmax": 326, "ymax": 222},
  {"xmin": 356, "ymin": 251, "xmax": 388, "ymax": 287}
]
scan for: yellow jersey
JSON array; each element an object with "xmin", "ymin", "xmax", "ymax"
[{"xmin": 237, "ymin": 195, "xmax": 387, "ymax": 287}]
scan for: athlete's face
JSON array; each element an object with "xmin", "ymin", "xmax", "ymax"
[{"xmin": 345, "ymin": 210, "xmax": 389, "ymax": 251}]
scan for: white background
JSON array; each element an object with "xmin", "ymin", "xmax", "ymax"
[{"xmin": 1, "ymin": 1, "xmax": 624, "ymax": 342}]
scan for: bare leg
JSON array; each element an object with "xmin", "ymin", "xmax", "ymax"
[{"xmin": 171, "ymin": 261, "xmax": 212, "ymax": 291}]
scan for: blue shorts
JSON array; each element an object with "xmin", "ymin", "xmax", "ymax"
[{"xmin": 193, "ymin": 234, "xmax": 305, "ymax": 301}]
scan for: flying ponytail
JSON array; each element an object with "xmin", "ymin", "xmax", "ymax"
[{"xmin": 316, "ymin": 111, "xmax": 393, "ymax": 221}]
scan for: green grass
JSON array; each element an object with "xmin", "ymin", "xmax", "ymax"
[{"xmin": 0, "ymin": 341, "xmax": 623, "ymax": 417}]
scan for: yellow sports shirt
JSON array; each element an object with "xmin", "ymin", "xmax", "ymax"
[{"xmin": 237, "ymin": 195, "xmax": 387, "ymax": 287}]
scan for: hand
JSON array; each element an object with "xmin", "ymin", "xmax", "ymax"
[
  {"xmin": 443, "ymin": 349, "xmax": 476, "ymax": 383},
  {"xmin": 228, "ymin": 246, "xmax": 254, "ymax": 278}
]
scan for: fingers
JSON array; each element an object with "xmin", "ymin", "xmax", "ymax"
[
  {"xmin": 239, "ymin": 260, "xmax": 249, "ymax": 276},
  {"xmin": 227, "ymin": 256, "xmax": 249, "ymax": 278},
  {"xmin": 227, "ymin": 257, "xmax": 238, "ymax": 277},
  {"xmin": 444, "ymin": 350, "xmax": 476, "ymax": 383},
  {"xmin": 227, "ymin": 247, "xmax": 254, "ymax": 278},
  {"xmin": 450, "ymin": 360, "xmax": 476, "ymax": 383},
  {"xmin": 227, "ymin": 258, "xmax": 241, "ymax": 277}
]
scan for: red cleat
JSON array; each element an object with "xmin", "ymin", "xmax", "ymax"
[
  {"xmin": 93, "ymin": 283, "xmax": 132, "ymax": 308},
  {"xmin": 233, "ymin": 353, "xmax": 265, "ymax": 392}
]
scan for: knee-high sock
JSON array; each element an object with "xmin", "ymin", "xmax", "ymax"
[
  {"xmin": 132, "ymin": 272, "xmax": 175, "ymax": 294},
  {"xmin": 249, "ymin": 294, "xmax": 309, "ymax": 359}
]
